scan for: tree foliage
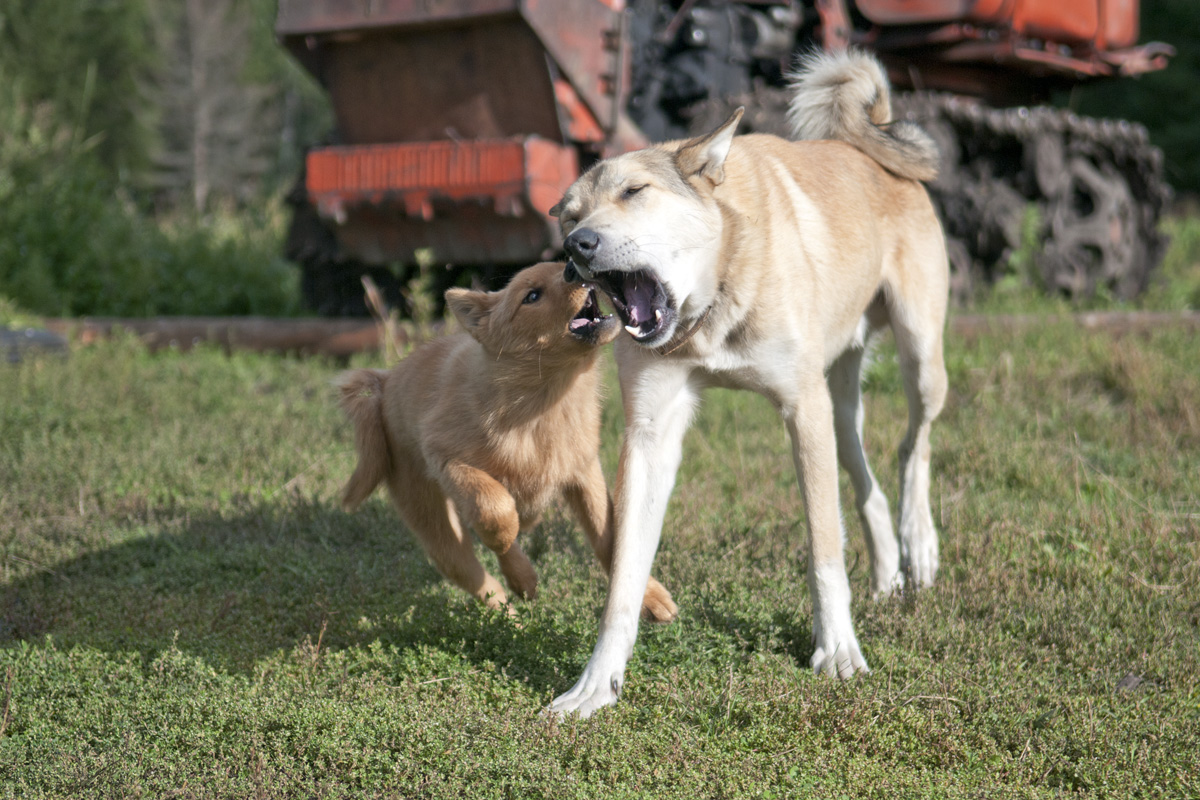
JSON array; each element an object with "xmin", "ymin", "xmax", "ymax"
[
  {"xmin": 0, "ymin": 0, "xmax": 327, "ymax": 316},
  {"xmin": 0, "ymin": 0, "xmax": 330, "ymax": 209},
  {"xmin": 148, "ymin": 0, "xmax": 275, "ymax": 212},
  {"xmin": 0, "ymin": 77, "xmax": 299, "ymax": 317},
  {"xmin": 0, "ymin": 0, "xmax": 159, "ymax": 179}
]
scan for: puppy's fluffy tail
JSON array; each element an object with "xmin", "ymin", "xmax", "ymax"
[
  {"xmin": 787, "ymin": 49, "xmax": 938, "ymax": 182},
  {"xmin": 334, "ymin": 368, "xmax": 392, "ymax": 511}
]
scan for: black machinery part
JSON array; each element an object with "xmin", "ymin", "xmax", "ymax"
[{"xmin": 626, "ymin": 0, "xmax": 1171, "ymax": 303}]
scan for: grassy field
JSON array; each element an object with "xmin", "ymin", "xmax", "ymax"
[{"xmin": 1, "ymin": 314, "xmax": 1198, "ymax": 798}]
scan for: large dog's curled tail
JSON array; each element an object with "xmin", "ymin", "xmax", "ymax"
[
  {"xmin": 334, "ymin": 368, "xmax": 391, "ymax": 511},
  {"xmin": 787, "ymin": 49, "xmax": 938, "ymax": 182}
]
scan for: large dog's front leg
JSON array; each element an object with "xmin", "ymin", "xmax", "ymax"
[
  {"xmin": 563, "ymin": 458, "xmax": 678, "ymax": 623},
  {"xmin": 548, "ymin": 364, "xmax": 696, "ymax": 718},
  {"xmin": 784, "ymin": 382, "xmax": 870, "ymax": 678}
]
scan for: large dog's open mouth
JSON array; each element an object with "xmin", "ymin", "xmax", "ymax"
[
  {"xmin": 568, "ymin": 286, "xmax": 616, "ymax": 344},
  {"xmin": 583, "ymin": 267, "xmax": 676, "ymax": 345}
]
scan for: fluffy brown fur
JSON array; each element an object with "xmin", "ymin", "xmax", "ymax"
[{"xmin": 335, "ymin": 261, "xmax": 677, "ymax": 620}]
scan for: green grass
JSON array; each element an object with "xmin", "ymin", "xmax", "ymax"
[{"xmin": 1, "ymin": 319, "xmax": 1198, "ymax": 798}]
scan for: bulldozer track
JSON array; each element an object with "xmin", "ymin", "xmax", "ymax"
[{"xmin": 893, "ymin": 93, "xmax": 1172, "ymax": 302}]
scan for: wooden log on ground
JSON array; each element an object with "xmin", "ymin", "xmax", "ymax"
[
  {"xmin": 40, "ymin": 317, "xmax": 392, "ymax": 358},
  {"xmin": 949, "ymin": 311, "xmax": 1200, "ymax": 340},
  {"xmin": 38, "ymin": 311, "xmax": 1198, "ymax": 357}
]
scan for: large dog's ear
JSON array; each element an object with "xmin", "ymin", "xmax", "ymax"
[
  {"xmin": 445, "ymin": 287, "xmax": 496, "ymax": 340},
  {"xmin": 676, "ymin": 107, "xmax": 743, "ymax": 186},
  {"xmin": 548, "ymin": 199, "xmax": 563, "ymax": 218}
]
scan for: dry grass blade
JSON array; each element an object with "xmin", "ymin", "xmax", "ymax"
[{"xmin": 362, "ymin": 274, "xmax": 405, "ymax": 363}]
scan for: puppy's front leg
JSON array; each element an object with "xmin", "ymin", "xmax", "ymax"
[
  {"xmin": 548, "ymin": 363, "xmax": 696, "ymax": 718},
  {"xmin": 441, "ymin": 461, "xmax": 537, "ymax": 600},
  {"xmin": 783, "ymin": 381, "xmax": 870, "ymax": 679}
]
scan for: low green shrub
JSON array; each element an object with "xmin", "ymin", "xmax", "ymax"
[{"xmin": 0, "ymin": 81, "xmax": 299, "ymax": 318}]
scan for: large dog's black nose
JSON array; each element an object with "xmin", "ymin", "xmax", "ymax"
[{"xmin": 564, "ymin": 228, "xmax": 600, "ymax": 265}]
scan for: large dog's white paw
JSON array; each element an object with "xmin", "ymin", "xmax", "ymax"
[
  {"xmin": 900, "ymin": 517, "xmax": 939, "ymax": 589},
  {"xmin": 809, "ymin": 561, "xmax": 870, "ymax": 678},
  {"xmin": 872, "ymin": 570, "xmax": 905, "ymax": 600},
  {"xmin": 859, "ymin": 487, "xmax": 903, "ymax": 598},
  {"xmin": 811, "ymin": 637, "xmax": 870, "ymax": 678},
  {"xmin": 546, "ymin": 664, "xmax": 623, "ymax": 719},
  {"xmin": 810, "ymin": 609, "xmax": 870, "ymax": 678}
]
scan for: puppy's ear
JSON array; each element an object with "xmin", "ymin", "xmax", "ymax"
[
  {"xmin": 445, "ymin": 287, "xmax": 496, "ymax": 340},
  {"xmin": 548, "ymin": 199, "xmax": 563, "ymax": 218},
  {"xmin": 676, "ymin": 107, "xmax": 743, "ymax": 186}
]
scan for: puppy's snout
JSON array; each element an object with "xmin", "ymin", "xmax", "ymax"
[{"xmin": 564, "ymin": 228, "xmax": 601, "ymax": 265}]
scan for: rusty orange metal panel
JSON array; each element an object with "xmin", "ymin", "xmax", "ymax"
[
  {"xmin": 307, "ymin": 139, "xmax": 527, "ymax": 212},
  {"xmin": 859, "ymin": 0, "xmax": 1133, "ymax": 49},
  {"xmin": 522, "ymin": 0, "xmax": 626, "ymax": 141},
  {"xmin": 525, "ymin": 137, "xmax": 580, "ymax": 219},
  {"xmin": 1014, "ymin": 0, "xmax": 1099, "ymax": 45},
  {"xmin": 305, "ymin": 137, "xmax": 578, "ymax": 263},
  {"xmin": 322, "ymin": 19, "xmax": 562, "ymax": 146},
  {"xmin": 276, "ymin": 0, "xmax": 521, "ymax": 37},
  {"xmin": 1100, "ymin": 0, "xmax": 1138, "ymax": 49},
  {"xmin": 856, "ymin": 0, "xmax": 1016, "ymax": 26},
  {"xmin": 553, "ymin": 79, "xmax": 606, "ymax": 144}
]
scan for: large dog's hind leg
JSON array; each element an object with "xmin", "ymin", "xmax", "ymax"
[
  {"xmin": 891, "ymin": 312, "xmax": 948, "ymax": 589},
  {"xmin": 784, "ymin": 375, "xmax": 869, "ymax": 678},
  {"xmin": 548, "ymin": 364, "xmax": 697, "ymax": 718},
  {"xmin": 828, "ymin": 346, "xmax": 901, "ymax": 597}
]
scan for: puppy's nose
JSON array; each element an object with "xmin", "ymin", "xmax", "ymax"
[{"xmin": 564, "ymin": 228, "xmax": 600, "ymax": 265}]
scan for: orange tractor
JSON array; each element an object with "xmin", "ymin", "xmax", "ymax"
[{"xmin": 277, "ymin": 0, "xmax": 1172, "ymax": 314}]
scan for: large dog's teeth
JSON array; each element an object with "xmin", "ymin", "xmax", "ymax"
[
  {"xmin": 625, "ymin": 324, "xmax": 642, "ymax": 338},
  {"xmin": 654, "ymin": 309, "xmax": 663, "ymax": 324}
]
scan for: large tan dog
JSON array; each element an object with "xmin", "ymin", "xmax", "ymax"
[
  {"xmin": 336, "ymin": 261, "xmax": 677, "ymax": 619},
  {"xmin": 547, "ymin": 50, "xmax": 949, "ymax": 717}
]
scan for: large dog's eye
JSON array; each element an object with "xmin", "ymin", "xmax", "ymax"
[
  {"xmin": 621, "ymin": 184, "xmax": 647, "ymax": 200},
  {"xmin": 522, "ymin": 288, "xmax": 542, "ymax": 305},
  {"xmin": 561, "ymin": 218, "xmax": 577, "ymax": 233}
]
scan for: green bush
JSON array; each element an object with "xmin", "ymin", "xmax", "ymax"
[{"xmin": 0, "ymin": 83, "xmax": 299, "ymax": 318}]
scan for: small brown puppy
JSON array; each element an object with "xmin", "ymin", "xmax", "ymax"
[{"xmin": 336, "ymin": 261, "xmax": 677, "ymax": 620}]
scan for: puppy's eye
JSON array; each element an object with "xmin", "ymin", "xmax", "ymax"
[
  {"xmin": 622, "ymin": 184, "xmax": 647, "ymax": 200},
  {"xmin": 523, "ymin": 288, "xmax": 542, "ymax": 305}
]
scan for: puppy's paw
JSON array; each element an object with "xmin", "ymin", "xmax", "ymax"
[
  {"xmin": 640, "ymin": 577, "xmax": 678, "ymax": 623},
  {"xmin": 481, "ymin": 587, "xmax": 511, "ymax": 612},
  {"xmin": 499, "ymin": 549, "xmax": 539, "ymax": 601},
  {"xmin": 503, "ymin": 565, "xmax": 539, "ymax": 601}
]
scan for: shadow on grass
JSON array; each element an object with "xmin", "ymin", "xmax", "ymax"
[{"xmin": 0, "ymin": 496, "xmax": 595, "ymax": 690}]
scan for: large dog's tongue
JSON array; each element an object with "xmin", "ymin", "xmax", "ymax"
[
  {"xmin": 624, "ymin": 274, "xmax": 658, "ymax": 328},
  {"xmin": 606, "ymin": 269, "xmax": 673, "ymax": 342},
  {"xmin": 590, "ymin": 268, "xmax": 674, "ymax": 344}
]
